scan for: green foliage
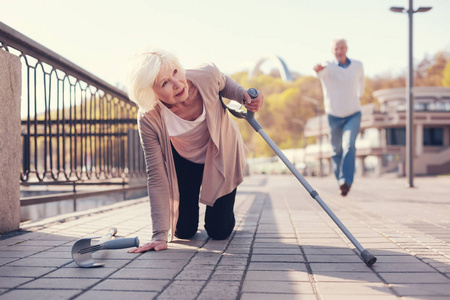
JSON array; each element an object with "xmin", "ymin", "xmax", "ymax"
[
  {"xmin": 415, "ymin": 51, "xmax": 449, "ymax": 86},
  {"xmin": 442, "ymin": 60, "xmax": 450, "ymax": 87}
]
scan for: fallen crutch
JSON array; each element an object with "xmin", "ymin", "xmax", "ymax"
[
  {"xmin": 220, "ymin": 89, "xmax": 377, "ymax": 267},
  {"xmin": 71, "ymin": 227, "xmax": 139, "ymax": 268}
]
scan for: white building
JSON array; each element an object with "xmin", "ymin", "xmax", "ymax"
[{"xmin": 304, "ymin": 87, "xmax": 450, "ymax": 176}]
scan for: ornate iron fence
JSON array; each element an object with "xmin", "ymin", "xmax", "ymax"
[{"xmin": 0, "ymin": 22, "xmax": 146, "ymax": 185}]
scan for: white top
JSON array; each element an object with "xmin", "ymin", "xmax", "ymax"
[
  {"xmin": 161, "ymin": 104, "xmax": 209, "ymax": 164},
  {"xmin": 316, "ymin": 58, "xmax": 365, "ymax": 118}
]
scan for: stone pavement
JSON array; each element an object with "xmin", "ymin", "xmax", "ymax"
[{"xmin": 0, "ymin": 174, "xmax": 449, "ymax": 300}]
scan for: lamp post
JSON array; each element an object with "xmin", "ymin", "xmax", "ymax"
[
  {"xmin": 390, "ymin": 0, "xmax": 431, "ymax": 188},
  {"xmin": 302, "ymin": 96, "xmax": 323, "ymax": 177}
]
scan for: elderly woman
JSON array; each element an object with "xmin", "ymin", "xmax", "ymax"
[{"xmin": 127, "ymin": 49, "xmax": 263, "ymax": 252}]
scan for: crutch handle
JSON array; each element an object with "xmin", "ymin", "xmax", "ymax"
[
  {"xmin": 246, "ymin": 88, "xmax": 258, "ymax": 120},
  {"xmin": 246, "ymin": 88, "xmax": 262, "ymax": 131}
]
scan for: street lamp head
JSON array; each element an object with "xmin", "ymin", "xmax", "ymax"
[
  {"xmin": 390, "ymin": 6, "xmax": 405, "ymax": 13},
  {"xmin": 415, "ymin": 7, "xmax": 432, "ymax": 13}
]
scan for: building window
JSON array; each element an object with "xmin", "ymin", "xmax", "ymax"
[
  {"xmin": 423, "ymin": 128, "xmax": 443, "ymax": 146},
  {"xmin": 386, "ymin": 128, "xmax": 406, "ymax": 145}
]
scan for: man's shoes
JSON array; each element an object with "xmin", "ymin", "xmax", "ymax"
[{"xmin": 340, "ymin": 183, "xmax": 350, "ymax": 196}]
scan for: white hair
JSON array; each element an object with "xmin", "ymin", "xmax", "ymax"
[
  {"xmin": 331, "ymin": 38, "xmax": 347, "ymax": 49},
  {"xmin": 127, "ymin": 49, "xmax": 185, "ymax": 112}
]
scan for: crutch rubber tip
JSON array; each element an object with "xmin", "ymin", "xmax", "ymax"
[{"xmin": 361, "ymin": 250, "xmax": 377, "ymax": 267}]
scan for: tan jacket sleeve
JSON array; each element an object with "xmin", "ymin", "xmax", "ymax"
[{"xmin": 137, "ymin": 112, "xmax": 170, "ymax": 242}]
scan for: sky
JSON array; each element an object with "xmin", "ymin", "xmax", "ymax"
[{"xmin": 1, "ymin": 0, "xmax": 449, "ymax": 90}]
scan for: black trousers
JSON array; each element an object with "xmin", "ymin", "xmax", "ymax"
[{"xmin": 172, "ymin": 145, "xmax": 236, "ymax": 240}]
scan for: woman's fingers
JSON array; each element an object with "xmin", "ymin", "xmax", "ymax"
[
  {"xmin": 128, "ymin": 241, "xmax": 167, "ymax": 253},
  {"xmin": 246, "ymin": 93, "xmax": 264, "ymax": 112}
]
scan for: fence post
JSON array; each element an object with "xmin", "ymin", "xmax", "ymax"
[{"xmin": 0, "ymin": 50, "xmax": 21, "ymax": 234}]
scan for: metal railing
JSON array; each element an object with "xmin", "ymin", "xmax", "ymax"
[{"xmin": 0, "ymin": 22, "xmax": 147, "ymax": 207}]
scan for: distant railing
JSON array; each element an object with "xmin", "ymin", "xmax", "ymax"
[{"xmin": 0, "ymin": 22, "xmax": 146, "ymax": 185}]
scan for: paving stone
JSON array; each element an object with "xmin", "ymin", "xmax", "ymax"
[
  {"xmin": 391, "ymin": 283, "xmax": 450, "ymax": 297},
  {"xmin": 0, "ymin": 277, "xmax": 33, "ymax": 288},
  {"xmin": 248, "ymin": 262, "xmax": 307, "ymax": 271},
  {"xmin": 157, "ymin": 280, "xmax": 205, "ymax": 299},
  {"xmin": 0, "ymin": 258, "xmax": 18, "ymax": 266},
  {"xmin": 14, "ymin": 240, "xmax": 70, "ymax": 247},
  {"xmin": 301, "ymin": 246, "xmax": 355, "ymax": 255},
  {"xmin": 75, "ymin": 290, "xmax": 158, "ymax": 300},
  {"xmin": 250, "ymin": 254, "xmax": 304, "ymax": 262},
  {"xmin": 372, "ymin": 255, "xmax": 422, "ymax": 263},
  {"xmin": 182, "ymin": 263, "xmax": 215, "ymax": 271},
  {"xmin": 20, "ymin": 277, "xmax": 101, "ymax": 289},
  {"xmin": 0, "ymin": 251, "xmax": 38, "ymax": 258},
  {"xmin": 127, "ymin": 259, "xmax": 186, "ymax": 269},
  {"xmin": 252, "ymin": 247, "xmax": 302, "ymax": 255},
  {"xmin": 110, "ymin": 268, "xmax": 180, "ymax": 280},
  {"xmin": 379, "ymin": 272, "xmax": 450, "ymax": 284},
  {"xmin": 92, "ymin": 278, "xmax": 169, "ymax": 292},
  {"xmin": 0, "ymin": 266, "xmax": 56, "ymax": 277},
  {"xmin": 210, "ymin": 269, "xmax": 245, "ymax": 281},
  {"xmin": 372, "ymin": 262, "xmax": 438, "ymax": 272},
  {"xmin": 242, "ymin": 280, "xmax": 315, "ymax": 294},
  {"xmin": 219, "ymin": 256, "xmax": 249, "ymax": 266},
  {"xmin": 0, "ymin": 289, "xmax": 81, "ymax": 300},
  {"xmin": 175, "ymin": 269, "xmax": 212, "ymax": 280},
  {"xmin": 313, "ymin": 271, "xmax": 382, "ymax": 283},
  {"xmin": 29, "ymin": 251, "xmax": 73, "ymax": 259},
  {"xmin": 316, "ymin": 282, "xmax": 392, "ymax": 295},
  {"xmin": 245, "ymin": 270, "xmax": 310, "ymax": 282},
  {"xmin": 3, "ymin": 245, "xmax": 55, "ymax": 252},
  {"xmin": 198, "ymin": 281, "xmax": 240, "ymax": 299},
  {"xmin": 44, "ymin": 267, "xmax": 119, "ymax": 278},
  {"xmin": 320, "ymin": 295, "xmax": 398, "ymax": 300},
  {"xmin": 189, "ymin": 252, "xmax": 222, "ymax": 264},
  {"xmin": 305, "ymin": 254, "xmax": 362, "ymax": 263},
  {"xmin": 214, "ymin": 265, "xmax": 246, "ymax": 271},
  {"xmin": 252, "ymin": 243, "xmax": 301, "ymax": 249},
  {"xmin": 309, "ymin": 263, "xmax": 372, "ymax": 273},
  {"xmin": 1, "ymin": 175, "xmax": 449, "ymax": 299},
  {"xmin": 133, "ymin": 251, "xmax": 195, "ymax": 261},
  {"xmin": 6, "ymin": 257, "xmax": 71, "ymax": 268}
]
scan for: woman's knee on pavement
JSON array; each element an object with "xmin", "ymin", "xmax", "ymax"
[
  {"xmin": 175, "ymin": 225, "xmax": 198, "ymax": 239},
  {"xmin": 205, "ymin": 224, "xmax": 234, "ymax": 240}
]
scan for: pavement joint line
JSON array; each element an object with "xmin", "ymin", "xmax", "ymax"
[
  {"xmin": 235, "ymin": 192, "xmax": 267, "ymax": 300},
  {"xmin": 1, "ymin": 175, "xmax": 450, "ymax": 299},
  {"xmin": 127, "ymin": 191, "xmax": 254, "ymax": 299},
  {"xmin": 67, "ymin": 250, "xmax": 150, "ymax": 300},
  {"xmin": 285, "ymin": 185, "xmax": 400, "ymax": 299},
  {"xmin": 0, "ymin": 260, "xmax": 73, "ymax": 297},
  {"xmin": 343, "ymin": 200, "xmax": 450, "ymax": 279},
  {"xmin": 280, "ymin": 181, "xmax": 406, "ymax": 299},
  {"xmin": 282, "ymin": 188, "xmax": 322, "ymax": 300},
  {"xmin": 194, "ymin": 192, "xmax": 261, "ymax": 299}
]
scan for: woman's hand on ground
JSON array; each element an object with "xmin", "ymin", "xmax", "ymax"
[
  {"xmin": 128, "ymin": 240, "xmax": 168, "ymax": 253},
  {"xmin": 243, "ymin": 89, "xmax": 264, "ymax": 113}
]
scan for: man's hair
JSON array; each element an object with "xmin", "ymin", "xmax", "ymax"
[
  {"xmin": 330, "ymin": 38, "xmax": 348, "ymax": 49},
  {"xmin": 127, "ymin": 49, "xmax": 185, "ymax": 112}
]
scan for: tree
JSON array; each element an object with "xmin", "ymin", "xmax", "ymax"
[
  {"xmin": 415, "ymin": 51, "xmax": 449, "ymax": 86},
  {"xmin": 442, "ymin": 60, "xmax": 450, "ymax": 87}
]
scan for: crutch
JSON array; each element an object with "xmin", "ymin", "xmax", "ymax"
[{"xmin": 221, "ymin": 88, "xmax": 377, "ymax": 266}]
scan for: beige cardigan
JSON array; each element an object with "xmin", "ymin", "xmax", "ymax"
[{"xmin": 137, "ymin": 63, "xmax": 248, "ymax": 242}]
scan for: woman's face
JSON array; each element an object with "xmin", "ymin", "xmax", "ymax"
[{"xmin": 153, "ymin": 65, "xmax": 188, "ymax": 106}]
